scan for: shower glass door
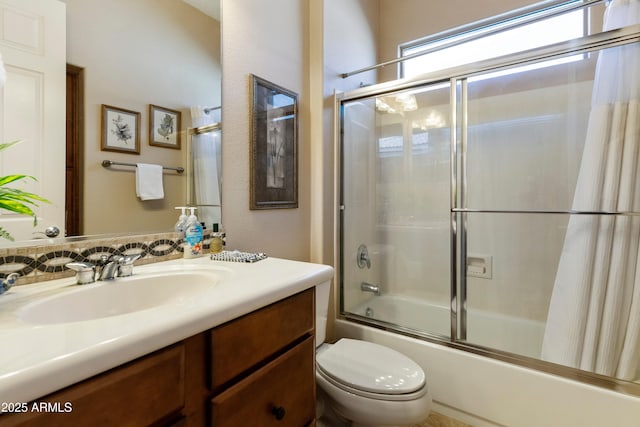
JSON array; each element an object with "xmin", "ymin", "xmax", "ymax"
[
  {"xmin": 338, "ymin": 4, "xmax": 640, "ymax": 390},
  {"xmin": 462, "ymin": 40, "xmax": 640, "ymax": 380},
  {"xmin": 340, "ymin": 82, "xmax": 452, "ymax": 338},
  {"xmin": 459, "ymin": 55, "xmax": 591, "ymax": 358}
]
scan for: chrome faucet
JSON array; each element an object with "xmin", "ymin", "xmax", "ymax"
[
  {"xmin": 117, "ymin": 254, "xmax": 141, "ymax": 277},
  {"xmin": 96, "ymin": 255, "xmax": 124, "ymax": 281},
  {"xmin": 360, "ymin": 281, "xmax": 380, "ymax": 296},
  {"xmin": 66, "ymin": 262, "xmax": 97, "ymax": 285},
  {"xmin": 0, "ymin": 273, "xmax": 19, "ymax": 295},
  {"xmin": 66, "ymin": 254, "xmax": 140, "ymax": 284}
]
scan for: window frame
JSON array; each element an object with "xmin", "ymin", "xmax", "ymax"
[{"xmin": 398, "ymin": 0, "xmax": 590, "ymax": 80}]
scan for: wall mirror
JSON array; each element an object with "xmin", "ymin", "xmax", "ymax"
[{"xmin": 0, "ymin": 0, "xmax": 221, "ymax": 246}]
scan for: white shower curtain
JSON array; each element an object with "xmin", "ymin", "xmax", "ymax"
[
  {"xmin": 190, "ymin": 106, "xmax": 222, "ymax": 229},
  {"xmin": 542, "ymin": 0, "xmax": 640, "ymax": 380}
]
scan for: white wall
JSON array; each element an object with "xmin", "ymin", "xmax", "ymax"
[
  {"xmin": 65, "ymin": 0, "xmax": 221, "ymax": 235},
  {"xmin": 322, "ymin": 0, "xmax": 381, "ymax": 339},
  {"xmin": 221, "ymin": 0, "xmax": 311, "ymax": 261}
]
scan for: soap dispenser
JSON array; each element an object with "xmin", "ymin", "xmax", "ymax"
[
  {"xmin": 174, "ymin": 207, "xmax": 188, "ymax": 234},
  {"xmin": 183, "ymin": 207, "xmax": 203, "ymax": 258}
]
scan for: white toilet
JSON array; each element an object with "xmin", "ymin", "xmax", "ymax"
[{"xmin": 314, "ymin": 282, "xmax": 432, "ymax": 426}]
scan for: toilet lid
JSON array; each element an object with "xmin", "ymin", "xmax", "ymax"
[{"xmin": 316, "ymin": 338, "xmax": 425, "ymax": 395}]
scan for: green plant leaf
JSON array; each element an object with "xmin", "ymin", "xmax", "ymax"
[
  {"xmin": 0, "ymin": 140, "xmax": 21, "ymax": 152},
  {"xmin": 0, "ymin": 227, "xmax": 14, "ymax": 242},
  {"xmin": 0, "ymin": 188, "xmax": 50, "ymax": 204},
  {"xmin": 0, "ymin": 174, "xmax": 36, "ymax": 187},
  {"xmin": 0, "ymin": 139, "xmax": 50, "ymax": 239},
  {"xmin": 0, "ymin": 199, "xmax": 36, "ymax": 216}
]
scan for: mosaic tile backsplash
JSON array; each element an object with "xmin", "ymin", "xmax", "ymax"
[{"xmin": 0, "ymin": 232, "xmax": 201, "ymax": 285}]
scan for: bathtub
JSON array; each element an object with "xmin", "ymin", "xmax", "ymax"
[
  {"xmin": 350, "ymin": 294, "xmax": 545, "ymax": 359},
  {"xmin": 335, "ymin": 296, "xmax": 640, "ymax": 427}
]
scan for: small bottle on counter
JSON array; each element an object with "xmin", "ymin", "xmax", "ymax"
[{"xmin": 209, "ymin": 223, "xmax": 225, "ymax": 254}]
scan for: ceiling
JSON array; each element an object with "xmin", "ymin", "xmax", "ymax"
[{"xmin": 182, "ymin": 0, "xmax": 220, "ymax": 21}]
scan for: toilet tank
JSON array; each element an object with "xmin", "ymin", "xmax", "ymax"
[{"xmin": 315, "ymin": 281, "xmax": 331, "ymax": 348}]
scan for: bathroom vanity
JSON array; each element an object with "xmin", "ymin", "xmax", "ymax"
[{"xmin": 0, "ymin": 257, "xmax": 332, "ymax": 426}]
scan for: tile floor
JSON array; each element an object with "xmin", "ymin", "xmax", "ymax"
[{"xmin": 416, "ymin": 411, "xmax": 472, "ymax": 427}]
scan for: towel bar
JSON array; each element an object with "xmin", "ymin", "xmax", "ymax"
[{"xmin": 102, "ymin": 160, "xmax": 184, "ymax": 174}]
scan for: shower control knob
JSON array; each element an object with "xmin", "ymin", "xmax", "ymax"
[
  {"xmin": 357, "ymin": 244, "xmax": 371, "ymax": 269},
  {"xmin": 271, "ymin": 405, "xmax": 286, "ymax": 420}
]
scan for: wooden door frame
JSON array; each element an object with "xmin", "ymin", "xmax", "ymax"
[{"xmin": 66, "ymin": 64, "xmax": 84, "ymax": 236}]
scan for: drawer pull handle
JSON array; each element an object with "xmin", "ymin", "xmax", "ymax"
[{"xmin": 271, "ymin": 406, "xmax": 286, "ymax": 421}]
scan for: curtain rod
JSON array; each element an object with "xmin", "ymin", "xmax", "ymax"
[
  {"xmin": 101, "ymin": 160, "xmax": 184, "ymax": 173},
  {"xmin": 341, "ymin": 0, "xmax": 605, "ymax": 78},
  {"xmin": 188, "ymin": 122, "xmax": 222, "ymax": 135}
]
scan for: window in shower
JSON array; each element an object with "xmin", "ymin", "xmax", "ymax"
[
  {"xmin": 400, "ymin": 1, "xmax": 587, "ymax": 79},
  {"xmin": 340, "ymin": 82, "xmax": 452, "ymax": 338}
]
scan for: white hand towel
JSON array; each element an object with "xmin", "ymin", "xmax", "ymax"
[{"xmin": 136, "ymin": 163, "xmax": 164, "ymax": 200}]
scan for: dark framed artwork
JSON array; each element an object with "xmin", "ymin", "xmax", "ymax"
[
  {"xmin": 250, "ymin": 74, "xmax": 298, "ymax": 209},
  {"xmin": 149, "ymin": 104, "xmax": 182, "ymax": 149},
  {"xmin": 100, "ymin": 104, "xmax": 140, "ymax": 154}
]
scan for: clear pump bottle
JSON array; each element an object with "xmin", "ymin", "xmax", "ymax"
[{"xmin": 174, "ymin": 207, "xmax": 188, "ymax": 234}]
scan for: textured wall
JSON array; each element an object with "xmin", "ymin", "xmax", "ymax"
[{"xmin": 221, "ymin": 0, "xmax": 311, "ymax": 260}]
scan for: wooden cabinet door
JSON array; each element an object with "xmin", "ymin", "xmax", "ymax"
[
  {"xmin": 0, "ymin": 344, "xmax": 185, "ymax": 427},
  {"xmin": 209, "ymin": 288, "xmax": 314, "ymax": 390},
  {"xmin": 210, "ymin": 336, "xmax": 315, "ymax": 427}
]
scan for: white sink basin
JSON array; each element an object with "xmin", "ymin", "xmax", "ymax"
[{"xmin": 18, "ymin": 270, "xmax": 220, "ymax": 325}]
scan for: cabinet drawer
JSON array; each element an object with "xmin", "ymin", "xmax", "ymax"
[
  {"xmin": 210, "ymin": 336, "xmax": 315, "ymax": 427},
  {"xmin": 209, "ymin": 288, "xmax": 314, "ymax": 389},
  {"xmin": 0, "ymin": 344, "xmax": 185, "ymax": 427}
]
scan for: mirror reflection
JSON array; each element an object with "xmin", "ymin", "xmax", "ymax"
[
  {"xmin": 187, "ymin": 107, "xmax": 222, "ymax": 229},
  {"xmin": 0, "ymin": 0, "xmax": 221, "ymax": 245}
]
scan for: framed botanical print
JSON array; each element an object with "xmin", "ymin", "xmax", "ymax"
[
  {"xmin": 101, "ymin": 104, "xmax": 140, "ymax": 154},
  {"xmin": 149, "ymin": 104, "xmax": 181, "ymax": 149}
]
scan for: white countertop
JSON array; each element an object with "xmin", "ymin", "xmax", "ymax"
[{"xmin": 0, "ymin": 256, "xmax": 334, "ymax": 403}]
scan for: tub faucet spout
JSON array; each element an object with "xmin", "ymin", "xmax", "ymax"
[{"xmin": 361, "ymin": 281, "xmax": 380, "ymax": 296}]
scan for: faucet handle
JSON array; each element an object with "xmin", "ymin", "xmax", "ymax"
[
  {"xmin": 66, "ymin": 262, "xmax": 96, "ymax": 285},
  {"xmin": 121, "ymin": 254, "xmax": 141, "ymax": 264},
  {"xmin": 118, "ymin": 254, "xmax": 141, "ymax": 277},
  {"xmin": 357, "ymin": 244, "xmax": 371, "ymax": 269},
  {"xmin": 0, "ymin": 273, "xmax": 20, "ymax": 295}
]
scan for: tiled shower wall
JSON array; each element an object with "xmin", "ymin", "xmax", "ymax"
[{"xmin": 0, "ymin": 232, "xmax": 204, "ymax": 285}]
